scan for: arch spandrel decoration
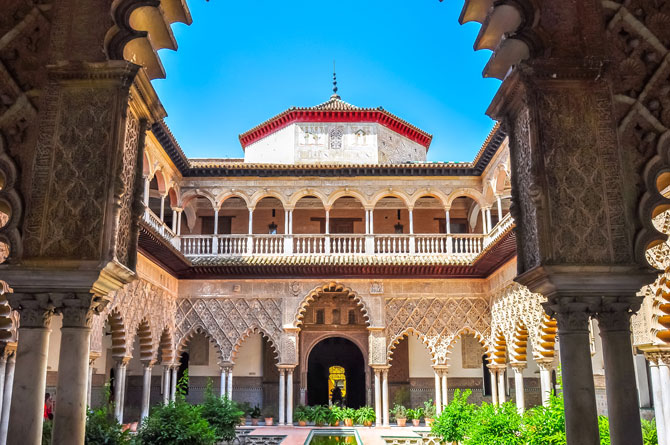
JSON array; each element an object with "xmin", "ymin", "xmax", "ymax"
[
  {"xmin": 91, "ymin": 278, "xmax": 177, "ymax": 360},
  {"xmin": 385, "ymin": 297, "xmax": 490, "ymax": 365},
  {"xmin": 387, "ymin": 328, "xmax": 437, "ymax": 366},
  {"xmin": 175, "ymin": 298, "xmax": 283, "ymax": 363},
  {"xmin": 489, "ymin": 282, "xmax": 555, "ymax": 362},
  {"xmin": 293, "ymin": 282, "xmax": 372, "ymax": 328}
]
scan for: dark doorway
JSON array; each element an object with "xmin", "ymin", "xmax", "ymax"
[{"xmin": 307, "ymin": 337, "xmax": 365, "ymax": 408}]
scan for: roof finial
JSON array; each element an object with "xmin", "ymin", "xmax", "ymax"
[{"xmin": 331, "ymin": 60, "xmax": 340, "ymax": 100}]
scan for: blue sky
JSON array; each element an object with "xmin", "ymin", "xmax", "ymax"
[{"xmin": 153, "ymin": 0, "xmax": 501, "ymax": 162}]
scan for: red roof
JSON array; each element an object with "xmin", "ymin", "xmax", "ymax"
[{"xmin": 238, "ymin": 96, "xmax": 433, "ymax": 150}]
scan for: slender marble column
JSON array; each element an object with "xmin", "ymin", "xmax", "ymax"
[
  {"xmin": 220, "ymin": 368, "xmax": 226, "ymax": 397},
  {"xmin": 441, "ymin": 371, "xmax": 448, "ymax": 407},
  {"xmin": 325, "ymin": 210, "xmax": 330, "ymax": 234},
  {"xmin": 171, "ymin": 367, "xmax": 178, "ymax": 402},
  {"xmin": 481, "ymin": 209, "xmax": 487, "ymax": 233},
  {"xmin": 489, "ymin": 368, "xmax": 499, "ymax": 406},
  {"xmin": 248, "ymin": 208, "xmax": 253, "ymax": 234},
  {"xmin": 548, "ymin": 300, "xmax": 599, "ymax": 445},
  {"xmin": 143, "ymin": 177, "xmax": 150, "ymax": 207},
  {"xmin": 7, "ymin": 303, "xmax": 53, "ymax": 445},
  {"xmin": 163, "ymin": 366, "xmax": 170, "ymax": 405},
  {"xmin": 369, "ymin": 211, "xmax": 374, "ymax": 234},
  {"xmin": 227, "ymin": 367, "xmax": 233, "ymax": 400},
  {"xmin": 537, "ymin": 360, "xmax": 553, "ymax": 406},
  {"xmin": 278, "ymin": 369, "xmax": 286, "ymax": 425},
  {"xmin": 159, "ymin": 194, "xmax": 166, "ymax": 221},
  {"xmin": 213, "ymin": 209, "xmax": 219, "ymax": 235},
  {"xmin": 176, "ymin": 210, "xmax": 182, "ymax": 235},
  {"xmin": 87, "ymin": 362, "xmax": 94, "ymax": 407},
  {"xmin": 497, "ymin": 367, "xmax": 507, "ymax": 403},
  {"xmin": 486, "ymin": 208, "xmax": 493, "ymax": 232},
  {"xmin": 382, "ymin": 369, "xmax": 389, "ymax": 426},
  {"xmin": 445, "ymin": 210, "xmax": 451, "ymax": 234},
  {"xmin": 0, "ymin": 353, "xmax": 7, "ymax": 422},
  {"xmin": 286, "ymin": 369, "xmax": 293, "ymax": 426},
  {"xmin": 374, "ymin": 370, "xmax": 382, "ymax": 427},
  {"xmin": 646, "ymin": 354, "xmax": 667, "ymax": 445},
  {"xmin": 288, "ymin": 210, "xmax": 293, "ymax": 235},
  {"xmin": 496, "ymin": 196, "xmax": 503, "ymax": 221},
  {"xmin": 172, "ymin": 210, "xmax": 177, "ymax": 232},
  {"xmin": 434, "ymin": 371, "xmax": 442, "ymax": 414},
  {"xmin": 409, "ymin": 209, "xmax": 414, "ymax": 234},
  {"xmin": 114, "ymin": 360, "xmax": 128, "ymax": 422},
  {"xmin": 0, "ymin": 352, "xmax": 15, "ymax": 445},
  {"xmin": 512, "ymin": 364, "xmax": 526, "ymax": 413},
  {"xmin": 659, "ymin": 356, "xmax": 670, "ymax": 445},
  {"xmin": 140, "ymin": 363, "xmax": 153, "ymax": 421},
  {"xmin": 598, "ymin": 299, "xmax": 643, "ymax": 445}
]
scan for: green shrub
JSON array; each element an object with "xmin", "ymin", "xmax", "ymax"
[
  {"xmin": 294, "ymin": 405, "xmax": 310, "ymax": 422},
  {"xmin": 522, "ymin": 394, "xmax": 566, "ymax": 445},
  {"xmin": 423, "ymin": 399, "xmax": 437, "ymax": 419},
  {"xmin": 342, "ymin": 407, "xmax": 356, "ymax": 421},
  {"xmin": 85, "ymin": 384, "xmax": 130, "ymax": 445},
  {"xmin": 354, "ymin": 406, "xmax": 376, "ymax": 425},
  {"xmin": 598, "ymin": 416, "xmax": 610, "ymax": 445},
  {"xmin": 133, "ymin": 401, "xmax": 216, "ymax": 445},
  {"xmin": 329, "ymin": 405, "xmax": 344, "ymax": 424},
  {"xmin": 642, "ymin": 418, "xmax": 658, "ymax": 445},
  {"xmin": 42, "ymin": 420, "xmax": 52, "ymax": 445},
  {"xmin": 199, "ymin": 383, "xmax": 243, "ymax": 441},
  {"xmin": 407, "ymin": 408, "xmax": 423, "ymax": 421},
  {"xmin": 464, "ymin": 402, "xmax": 523, "ymax": 445},
  {"xmin": 309, "ymin": 405, "xmax": 330, "ymax": 425},
  {"xmin": 431, "ymin": 389, "xmax": 475, "ymax": 443}
]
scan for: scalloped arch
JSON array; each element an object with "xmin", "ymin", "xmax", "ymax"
[
  {"xmin": 387, "ymin": 328, "xmax": 436, "ymax": 365},
  {"xmin": 176, "ymin": 325, "xmax": 225, "ymax": 366},
  {"xmin": 231, "ymin": 326, "xmax": 280, "ymax": 363}
]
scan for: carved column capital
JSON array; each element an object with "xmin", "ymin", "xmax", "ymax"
[
  {"xmin": 657, "ymin": 352, "xmax": 670, "ymax": 367},
  {"xmin": 57, "ymin": 293, "xmax": 104, "ymax": 329},
  {"xmin": 536, "ymin": 359, "xmax": 555, "ymax": 372},
  {"xmin": 643, "ymin": 351, "xmax": 663, "ymax": 365},
  {"xmin": 596, "ymin": 296, "xmax": 642, "ymax": 333},
  {"xmin": 7, "ymin": 293, "xmax": 55, "ymax": 328},
  {"xmin": 543, "ymin": 297, "xmax": 597, "ymax": 333},
  {"xmin": 511, "ymin": 362, "xmax": 527, "ymax": 373}
]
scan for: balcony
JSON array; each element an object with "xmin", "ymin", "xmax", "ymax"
[{"xmin": 143, "ymin": 208, "xmax": 514, "ymax": 263}]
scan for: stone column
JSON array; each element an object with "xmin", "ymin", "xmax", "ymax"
[
  {"xmin": 489, "ymin": 367, "xmax": 499, "ymax": 405},
  {"xmin": 645, "ymin": 353, "xmax": 667, "ymax": 445},
  {"xmin": 171, "ymin": 366, "xmax": 178, "ymax": 402},
  {"xmin": 481, "ymin": 208, "xmax": 487, "ymax": 233},
  {"xmin": 140, "ymin": 362, "xmax": 153, "ymax": 421},
  {"xmin": 659, "ymin": 355, "xmax": 670, "ymax": 445},
  {"xmin": 114, "ymin": 359, "xmax": 129, "ymax": 422},
  {"xmin": 512, "ymin": 363, "xmax": 526, "ymax": 414},
  {"xmin": 87, "ymin": 360, "xmax": 94, "ymax": 407},
  {"xmin": 286, "ymin": 368, "xmax": 294, "ymax": 426},
  {"xmin": 445, "ymin": 209, "xmax": 451, "ymax": 234},
  {"xmin": 288, "ymin": 210, "xmax": 293, "ymax": 235},
  {"xmin": 325, "ymin": 210, "xmax": 330, "ymax": 234},
  {"xmin": 163, "ymin": 365, "xmax": 171, "ymax": 405},
  {"xmin": 176, "ymin": 209, "xmax": 183, "ymax": 235},
  {"xmin": 143, "ymin": 176, "xmax": 151, "ymax": 207},
  {"xmin": 227, "ymin": 367, "xmax": 233, "ymax": 400},
  {"xmin": 0, "ymin": 351, "xmax": 15, "ymax": 445},
  {"xmin": 374, "ymin": 369, "xmax": 382, "ymax": 427},
  {"xmin": 172, "ymin": 209, "xmax": 177, "ymax": 232},
  {"xmin": 409, "ymin": 209, "xmax": 414, "ymax": 234},
  {"xmin": 597, "ymin": 298, "xmax": 643, "ymax": 445},
  {"xmin": 248, "ymin": 208, "xmax": 254, "ymax": 235},
  {"xmin": 434, "ymin": 370, "xmax": 442, "ymax": 414},
  {"xmin": 6, "ymin": 300, "xmax": 54, "ymax": 445},
  {"xmin": 497, "ymin": 367, "xmax": 507, "ymax": 403},
  {"xmin": 546, "ymin": 299, "xmax": 599, "ymax": 445},
  {"xmin": 496, "ymin": 195, "xmax": 503, "ymax": 221},
  {"xmin": 441, "ymin": 370, "xmax": 448, "ymax": 407},
  {"xmin": 220, "ymin": 367, "xmax": 226, "ymax": 397},
  {"xmin": 278, "ymin": 368, "xmax": 286, "ymax": 425},
  {"xmin": 486, "ymin": 208, "xmax": 493, "ymax": 232},
  {"xmin": 382, "ymin": 368, "xmax": 389, "ymax": 426},
  {"xmin": 213, "ymin": 209, "xmax": 219, "ymax": 235},
  {"xmin": 159, "ymin": 194, "xmax": 166, "ymax": 221},
  {"xmin": 369, "ymin": 210, "xmax": 374, "ymax": 234}
]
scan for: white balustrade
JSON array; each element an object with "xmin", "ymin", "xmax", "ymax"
[
  {"xmin": 485, "ymin": 213, "xmax": 514, "ymax": 247},
  {"xmin": 374, "ymin": 235, "xmax": 411, "ymax": 254},
  {"xmin": 293, "ymin": 235, "xmax": 327, "ymax": 254},
  {"xmin": 252, "ymin": 235, "xmax": 284, "ymax": 255},
  {"xmin": 329, "ymin": 235, "xmax": 366, "ymax": 254},
  {"xmin": 143, "ymin": 208, "xmax": 175, "ymax": 242}
]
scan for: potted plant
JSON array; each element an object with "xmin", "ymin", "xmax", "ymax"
[
  {"xmin": 238, "ymin": 402, "xmax": 251, "ymax": 426},
  {"xmin": 262, "ymin": 405, "xmax": 275, "ymax": 426},
  {"xmin": 355, "ymin": 406, "xmax": 375, "ymax": 427},
  {"xmin": 342, "ymin": 407, "xmax": 355, "ymax": 427},
  {"xmin": 310, "ymin": 405, "xmax": 329, "ymax": 427},
  {"xmin": 423, "ymin": 399, "xmax": 436, "ymax": 427},
  {"xmin": 407, "ymin": 408, "xmax": 423, "ymax": 427},
  {"xmin": 329, "ymin": 405, "xmax": 344, "ymax": 426},
  {"xmin": 250, "ymin": 405, "xmax": 261, "ymax": 426},
  {"xmin": 295, "ymin": 405, "xmax": 309, "ymax": 427},
  {"xmin": 391, "ymin": 404, "xmax": 407, "ymax": 427}
]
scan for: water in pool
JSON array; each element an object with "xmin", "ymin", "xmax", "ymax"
[{"xmin": 307, "ymin": 434, "xmax": 358, "ymax": 444}]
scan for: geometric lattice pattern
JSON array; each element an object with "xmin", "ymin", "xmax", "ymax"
[
  {"xmin": 386, "ymin": 297, "xmax": 490, "ymax": 364},
  {"xmin": 175, "ymin": 298, "xmax": 283, "ymax": 363}
]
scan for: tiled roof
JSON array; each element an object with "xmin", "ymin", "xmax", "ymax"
[{"xmin": 190, "ymin": 253, "xmax": 477, "ymax": 267}]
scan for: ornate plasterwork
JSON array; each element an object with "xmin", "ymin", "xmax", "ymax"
[
  {"xmin": 175, "ymin": 298, "xmax": 282, "ymax": 364},
  {"xmin": 385, "ymin": 297, "xmax": 490, "ymax": 365},
  {"xmin": 91, "ymin": 277, "xmax": 177, "ymax": 360},
  {"xmin": 489, "ymin": 282, "xmax": 555, "ymax": 362},
  {"xmin": 294, "ymin": 282, "xmax": 371, "ymax": 327}
]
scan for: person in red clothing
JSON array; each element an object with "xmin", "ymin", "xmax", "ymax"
[{"xmin": 44, "ymin": 393, "xmax": 53, "ymax": 420}]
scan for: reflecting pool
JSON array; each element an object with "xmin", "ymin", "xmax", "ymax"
[{"xmin": 307, "ymin": 435, "xmax": 358, "ymax": 444}]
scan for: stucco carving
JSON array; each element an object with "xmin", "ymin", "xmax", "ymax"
[
  {"xmin": 175, "ymin": 297, "xmax": 282, "ymax": 363},
  {"xmin": 385, "ymin": 297, "xmax": 490, "ymax": 364}
]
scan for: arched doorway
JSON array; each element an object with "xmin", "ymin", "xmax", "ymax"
[{"xmin": 307, "ymin": 337, "xmax": 365, "ymax": 408}]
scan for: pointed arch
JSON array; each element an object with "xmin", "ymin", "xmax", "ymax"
[
  {"xmin": 231, "ymin": 326, "xmax": 280, "ymax": 363},
  {"xmin": 294, "ymin": 282, "xmax": 370, "ymax": 328},
  {"xmin": 387, "ymin": 328, "xmax": 436, "ymax": 365}
]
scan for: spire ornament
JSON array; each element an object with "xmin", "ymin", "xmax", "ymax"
[{"xmin": 331, "ymin": 61, "xmax": 340, "ymax": 100}]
